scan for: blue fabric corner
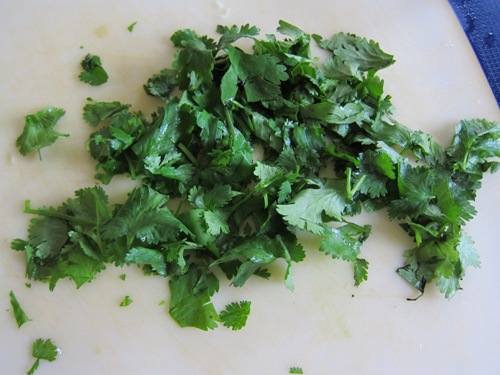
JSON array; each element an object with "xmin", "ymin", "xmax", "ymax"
[{"xmin": 448, "ymin": 0, "xmax": 500, "ymax": 107}]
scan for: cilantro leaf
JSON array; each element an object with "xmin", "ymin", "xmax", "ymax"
[
  {"xmin": 144, "ymin": 68, "xmax": 178, "ymax": 99},
  {"xmin": 319, "ymin": 223, "xmax": 371, "ymax": 261},
  {"xmin": 277, "ymin": 19, "xmax": 308, "ymax": 40},
  {"xmin": 356, "ymin": 150, "xmax": 395, "ymax": 199},
  {"xmin": 168, "ymin": 267, "xmax": 220, "ymax": 330},
  {"xmin": 47, "ymin": 249, "xmax": 107, "ymax": 290},
  {"xmin": 125, "ymin": 247, "xmax": 167, "ymax": 276},
  {"xmin": 170, "ymin": 28, "xmax": 217, "ymax": 50},
  {"xmin": 447, "ymin": 119, "xmax": 500, "ymax": 173},
  {"xmin": 289, "ymin": 367, "xmax": 304, "ymax": 374},
  {"xmin": 436, "ymin": 232, "xmax": 481, "ymax": 299},
  {"xmin": 27, "ymin": 216, "xmax": 69, "ymax": 264},
  {"xmin": 397, "ymin": 229, "xmax": 481, "ymax": 299},
  {"xmin": 456, "ymin": 232, "xmax": 481, "ymax": 270},
  {"xmin": 216, "ymin": 23, "xmax": 260, "ymax": 49},
  {"xmin": 170, "ymin": 32, "xmax": 216, "ymax": 90},
  {"xmin": 9, "ymin": 290, "xmax": 31, "ymax": 328},
  {"xmin": 315, "ymin": 32, "xmax": 394, "ymax": 79},
  {"xmin": 388, "ymin": 162, "xmax": 436, "ymax": 219},
  {"xmin": 277, "ymin": 179, "xmax": 348, "ymax": 235},
  {"xmin": 318, "ymin": 223, "xmax": 371, "ymax": 285},
  {"xmin": 188, "ymin": 184, "xmax": 239, "ymax": 210},
  {"xmin": 226, "ymin": 45, "xmax": 288, "ymax": 102},
  {"xmin": 15, "ymin": 187, "xmax": 112, "ymax": 288},
  {"xmin": 16, "ymin": 107, "xmax": 68, "ymax": 158},
  {"xmin": 410, "ymin": 130, "xmax": 447, "ymax": 165},
  {"xmin": 101, "ymin": 186, "xmax": 190, "ymax": 246},
  {"xmin": 212, "ymin": 234, "xmax": 304, "ymax": 290},
  {"xmin": 79, "ymin": 53, "xmax": 109, "ymax": 86},
  {"xmin": 220, "ymin": 65, "xmax": 239, "ymax": 104},
  {"xmin": 86, "ymin": 112, "xmax": 147, "ymax": 183},
  {"xmin": 83, "ymin": 100, "xmax": 131, "ymax": 127},
  {"xmin": 219, "ymin": 300, "xmax": 251, "ymax": 330},
  {"xmin": 353, "ymin": 258, "xmax": 369, "ymax": 286},
  {"xmin": 144, "ymin": 152, "xmax": 194, "ymax": 185},
  {"xmin": 185, "ymin": 188, "xmax": 232, "ymax": 237},
  {"xmin": 27, "ymin": 338, "xmax": 59, "ymax": 375},
  {"xmin": 211, "ymin": 235, "xmax": 278, "ymax": 286},
  {"xmin": 300, "ymin": 101, "xmax": 369, "ymax": 124}
]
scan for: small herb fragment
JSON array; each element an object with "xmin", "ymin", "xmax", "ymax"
[
  {"xmin": 127, "ymin": 21, "xmax": 137, "ymax": 32},
  {"xmin": 289, "ymin": 367, "xmax": 304, "ymax": 374},
  {"xmin": 219, "ymin": 301, "xmax": 251, "ymax": 330},
  {"xmin": 9, "ymin": 290, "xmax": 31, "ymax": 328},
  {"xmin": 15, "ymin": 107, "xmax": 68, "ymax": 158},
  {"xmin": 79, "ymin": 53, "xmax": 108, "ymax": 86},
  {"xmin": 27, "ymin": 338, "xmax": 60, "ymax": 375},
  {"xmin": 119, "ymin": 295, "xmax": 133, "ymax": 307}
]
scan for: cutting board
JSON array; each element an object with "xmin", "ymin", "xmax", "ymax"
[{"xmin": 1, "ymin": 1, "xmax": 499, "ymax": 374}]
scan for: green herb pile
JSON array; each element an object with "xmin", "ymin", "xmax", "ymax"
[{"xmin": 12, "ymin": 21, "xmax": 500, "ymax": 330}]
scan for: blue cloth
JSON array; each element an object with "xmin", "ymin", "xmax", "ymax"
[{"xmin": 448, "ymin": 0, "xmax": 500, "ymax": 107}]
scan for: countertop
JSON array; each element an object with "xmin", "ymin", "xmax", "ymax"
[{"xmin": 1, "ymin": 1, "xmax": 499, "ymax": 374}]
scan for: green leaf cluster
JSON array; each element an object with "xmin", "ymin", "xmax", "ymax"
[{"xmin": 12, "ymin": 21, "xmax": 500, "ymax": 329}]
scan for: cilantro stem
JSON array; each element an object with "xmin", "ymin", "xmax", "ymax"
[
  {"xmin": 460, "ymin": 151, "xmax": 470, "ymax": 172},
  {"xmin": 346, "ymin": 167, "xmax": 366, "ymax": 201},
  {"xmin": 346, "ymin": 167, "xmax": 353, "ymax": 199},
  {"xmin": 352, "ymin": 175, "xmax": 366, "ymax": 196},
  {"xmin": 178, "ymin": 143, "xmax": 198, "ymax": 166},
  {"xmin": 124, "ymin": 153, "xmax": 137, "ymax": 179},
  {"xmin": 228, "ymin": 100, "xmax": 255, "ymax": 137},
  {"xmin": 224, "ymin": 107, "xmax": 236, "ymax": 146},
  {"xmin": 23, "ymin": 200, "xmax": 97, "ymax": 227},
  {"xmin": 174, "ymin": 199, "xmax": 184, "ymax": 216},
  {"xmin": 230, "ymin": 100, "xmax": 245, "ymax": 110},
  {"xmin": 399, "ymin": 144, "xmax": 410, "ymax": 156},
  {"xmin": 226, "ymin": 192, "xmax": 253, "ymax": 215}
]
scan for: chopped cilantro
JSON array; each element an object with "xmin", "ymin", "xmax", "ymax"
[
  {"xmin": 119, "ymin": 295, "xmax": 133, "ymax": 307},
  {"xmin": 79, "ymin": 53, "xmax": 108, "ymax": 86},
  {"xmin": 353, "ymin": 258, "xmax": 369, "ymax": 286},
  {"xmin": 27, "ymin": 338, "xmax": 60, "ymax": 375},
  {"xmin": 12, "ymin": 21, "xmax": 500, "ymax": 331},
  {"xmin": 127, "ymin": 21, "xmax": 137, "ymax": 32},
  {"xmin": 168, "ymin": 266, "xmax": 220, "ymax": 330},
  {"xmin": 219, "ymin": 301, "xmax": 251, "ymax": 330},
  {"xmin": 9, "ymin": 290, "xmax": 31, "ymax": 328},
  {"xmin": 15, "ymin": 107, "xmax": 68, "ymax": 159}
]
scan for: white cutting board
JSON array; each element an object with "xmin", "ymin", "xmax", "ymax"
[{"xmin": 1, "ymin": 1, "xmax": 499, "ymax": 374}]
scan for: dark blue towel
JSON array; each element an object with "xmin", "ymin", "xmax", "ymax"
[{"xmin": 448, "ymin": 0, "xmax": 500, "ymax": 107}]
